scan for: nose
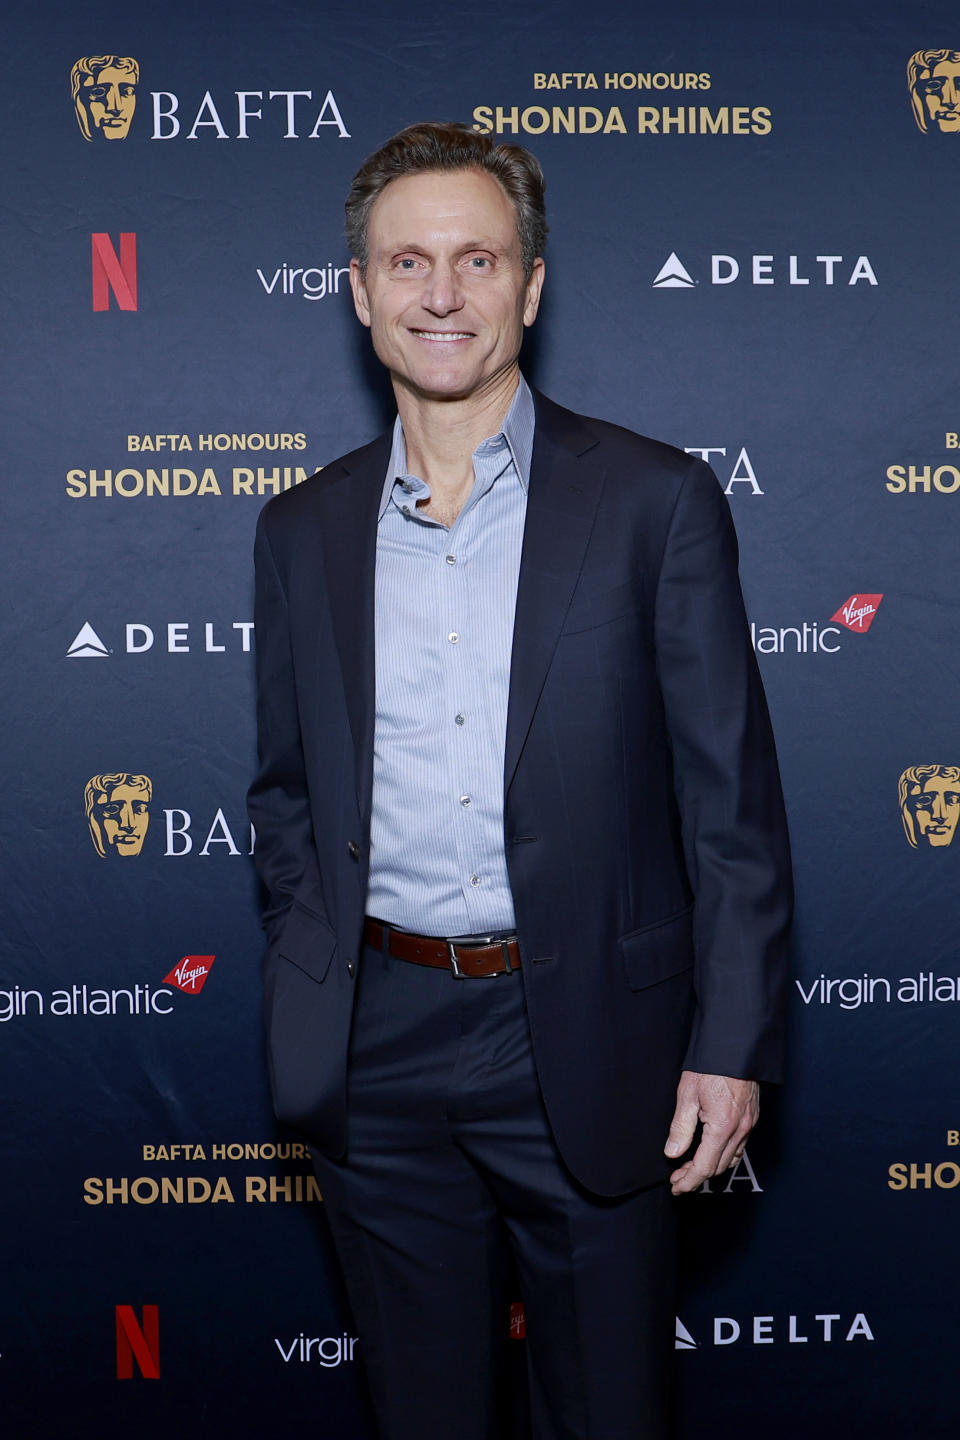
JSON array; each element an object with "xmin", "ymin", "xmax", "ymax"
[
  {"xmin": 930, "ymin": 793, "xmax": 947, "ymax": 821},
  {"xmin": 105, "ymin": 84, "xmax": 122, "ymax": 114},
  {"xmin": 421, "ymin": 259, "xmax": 464, "ymax": 317},
  {"xmin": 118, "ymin": 800, "xmax": 136, "ymax": 831}
]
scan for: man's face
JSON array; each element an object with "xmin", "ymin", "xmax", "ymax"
[
  {"xmin": 81, "ymin": 65, "xmax": 137, "ymax": 139},
  {"xmin": 905, "ymin": 774, "xmax": 960, "ymax": 847},
  {"xmin": 917, "ymin": 60, "xmax": 960, "ymax": 133},
  {"xmin": 350, "ymin": 168, "xmax": 544, "ymax": 404},
  {"xmin": 95, "ymin": 783, "xmax": 150, "ymax": 855}
]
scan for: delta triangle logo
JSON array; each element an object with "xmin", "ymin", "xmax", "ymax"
[
  {"xmin": 163, "ymin": 955, "xmax": 215, "ymax": 994},
  {"xmin": 67, "ymin": 621, "xmax": 110, "ymax": 658},
  {"xmin": 653, "ymin": 252, "xmax": 696, "ymax": 288},
  {"xmin": 830, "ymin": 594, "xmax": 884, "ymax": 634},
  {"xmin": 675, "ymin": 1318, "xmax": 698, "ymax": 1350}
]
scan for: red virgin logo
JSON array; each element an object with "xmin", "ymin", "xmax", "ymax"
[
  {"xmin": 163, "ymin": 954, "xmax": 215, "ymax": 994},
  {"xmin": 830, "ymin": 594, "xmax": 883, "ymax": 633}
]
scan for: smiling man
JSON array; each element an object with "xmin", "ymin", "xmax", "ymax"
[{"xmin": 248, "ymin": 121, "xmax": 792, "ymax": 1440}]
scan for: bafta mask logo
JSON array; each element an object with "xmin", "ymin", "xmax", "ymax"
[
  {"xmin": 899, "ymin": 765, "xmax": 960, "ymax": 849},
  {"xmin": 908, "ymin": 50, "xmax": 960, "ymax": 134},
  {"xmin": 85, "ymin": 773, "xmax": 152, "ymax": 858},
  {"xmin": 71, "ymin": 56, "xmax": 139, "ymax": 141}
]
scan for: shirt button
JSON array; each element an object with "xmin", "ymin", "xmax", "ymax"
[
  {"xmin": 455, "ymin": 713, "xmax": 465, "ymax": 726},
  {"xmin": 459, "ymin": 794, "xmax": 471, "ymax": 807},
  {"xmin": 445, "ymin": 554, "xmax": 457, "ymax": 566},
  {"xmin": 469, "ymin": 874, "xmax": 482, "ymax": 887},
  {"xmin": 448, "ymin": 631, "xmax": 459, "ymax": 644},
  {"xmin": 402, "ymin": 505, "xmax": 411, "ymax": 515}
]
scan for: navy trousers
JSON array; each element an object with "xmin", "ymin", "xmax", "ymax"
[{"xmin": 312, "ymin": 939, "xmax": 676, "ymax": 1440}]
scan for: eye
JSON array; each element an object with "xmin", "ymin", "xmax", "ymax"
[{"xmin": 467, "ymin": 256, "xmax": 491, "ymax": 269}]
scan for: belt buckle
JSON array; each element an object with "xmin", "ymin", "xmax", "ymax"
[{"xmin": 447, "ymin": 936, "xmax": 512, "ymax": 979}]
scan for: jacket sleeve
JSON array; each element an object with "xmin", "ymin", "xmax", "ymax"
[
  {"xmin": 246, "ymin": 505, "xmax": 322, "ymax": 947},
  {"xmin": 653, "ymin": 458, "xmax": 792, "ymax": 1082}
]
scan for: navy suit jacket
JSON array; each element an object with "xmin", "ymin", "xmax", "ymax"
[{"xmin": 248, "ymin": 389, "xmax": 792, "ymax": 1196}]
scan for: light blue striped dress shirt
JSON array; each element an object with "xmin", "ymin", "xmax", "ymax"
[{"xmin": 366, "ymin": 376, "xmax": 535, "ymax": 937}]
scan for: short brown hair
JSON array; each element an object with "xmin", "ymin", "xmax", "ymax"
[{"xmin": 345, "ymin": 121, "xmax": 547, "ymax": 278}]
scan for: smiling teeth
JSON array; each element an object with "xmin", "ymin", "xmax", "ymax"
[{"xmin": 413, "ymin": 331, "xmax": 471, "ymax": 340}]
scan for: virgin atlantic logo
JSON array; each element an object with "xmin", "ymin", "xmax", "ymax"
[
  {"xmin": 162, "ymin": 955, "xmax": 216, "ymax": 994},
  {"xmin": 830, "ymin": 594, "xmax": 883, "ymax": 633}
]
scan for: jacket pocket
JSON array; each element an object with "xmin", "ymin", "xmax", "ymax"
[
  {"xmin": 275, "ymin": 901, "xmax": 337, "ymax": 985},
  {"xmin": 619, "ymin": 907, "xmax": 693, "ymax": 992},
  {"xmin": 560, "ymin": 580, "xmax": 644, "ymax": 636}
]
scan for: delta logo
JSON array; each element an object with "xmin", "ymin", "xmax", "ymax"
[
  {"xmin": 163, "ymin": 955, "xmax": 216, "ymax": 995},
  {"xmin": 66, "ymin": 619, "xmax": 254, "ymax": 658},
  {"xmin": 652, "ymin": 250, "xmax": 878, "ymax": 288},
  {"xmin": 830, "ymin": 594, "xmax": 883, "ymax": 634},
  {"xmin": 675, "ymin": 1311, "xmax": 874, "ymax": 1350},
  {"xmin": 70, "ymin": 55, "xmax": 350, "ymax": 141}
]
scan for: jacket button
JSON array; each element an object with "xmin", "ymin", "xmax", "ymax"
[
  {"xmin": 346, "ymin": 958, "xmax": 355, "ymax": 977},
  {"xmin": 347, "ymin": 840, "xmax": 360, "ymax": 859}
]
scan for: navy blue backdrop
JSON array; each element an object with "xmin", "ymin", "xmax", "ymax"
[{"xmin": 3, "ymin": 1, "xmax": 959, "ymax": 1434}]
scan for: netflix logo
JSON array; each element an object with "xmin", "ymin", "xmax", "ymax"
[
  {"xmin": 115, "ymin": 1304, "xmax": 159, "ymax": 1379},
  {"xmin": 92, "ymin": 233, "xmax": 137, "ymax": 311}
]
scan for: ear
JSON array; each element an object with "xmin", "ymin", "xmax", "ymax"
[
  {"xmin": 522, "ymin": 257, "xmax": 545, "ymax": 328},
  {"xmin": 349, "ymin": 259, "xmax": 371, "ymax": 328}
]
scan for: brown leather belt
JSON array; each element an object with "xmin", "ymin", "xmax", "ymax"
[{"xmin": 363, "ymin": 918, "xmax": 521, "ymax": 979}]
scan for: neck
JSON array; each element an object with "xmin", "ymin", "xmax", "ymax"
[{"xmin": 394, "ymin": 367, "xmax": 520, "ymax": 497}]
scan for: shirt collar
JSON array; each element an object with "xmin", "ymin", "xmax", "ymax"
[{"xmin": 378, "ymin": 375, "xmax": 535, "ymax": 521}]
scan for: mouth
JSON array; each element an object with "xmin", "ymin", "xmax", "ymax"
[{"xmin": 408, "ymin": 329, "xmax": 474, "ymax": 343}]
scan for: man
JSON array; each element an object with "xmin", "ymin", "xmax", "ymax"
[{"xmin": 248, "ymin": 122, "xmax": 791, "ymax": 1440}]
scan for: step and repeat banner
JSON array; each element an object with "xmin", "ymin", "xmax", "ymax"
[{"xmin": 3, "ymin": 1, "xmax": 958, "ymax": 1435}]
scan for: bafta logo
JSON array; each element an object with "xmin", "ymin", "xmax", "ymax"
[
  {"xmin": 71, "ymin": 56, "xmax": 139, "ymax": 140},
  {"xmin": 85, "ymin": 773, "xmax": 152, "ymax": 858},
  {"xmin": 907, "ymin": 50, "xmax": 960, "ymax": 133},
  {"xmin": 898, "ymin": 765, "xmax": 960, "ymax": 849}
]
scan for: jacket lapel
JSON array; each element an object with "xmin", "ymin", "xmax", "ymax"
[
  {"xmin": 504, "ymin": 393, "xmax": 604, "ymax": 796},
  {"xmin": 314, "ymin": 434, "xmax": 390, "ymax": 823},
  {"xmin": 311, "ymin": 394, "xmax": 603, "ymax": 819}
]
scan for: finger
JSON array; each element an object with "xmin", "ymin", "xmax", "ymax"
[
  {"xmin": 717, "ymin": 1132, "xmax": 749, "ymax": 1172},
  {"xmin": 670, "ymin": 1128, "xmax": 726, "ymax": 1194},
  {"xmin": 664, "ymin": 1093, "xmax": 701, "ymax": 1158}
]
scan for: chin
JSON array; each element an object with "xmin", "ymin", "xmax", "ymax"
[{"xmin": 409, "ymin": 368, "xmax": 481, "ymax": 400}]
